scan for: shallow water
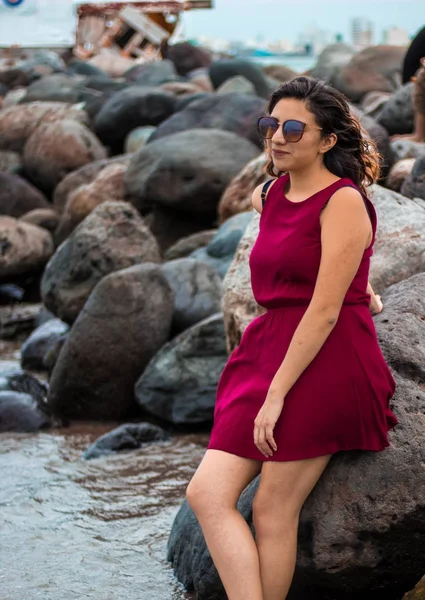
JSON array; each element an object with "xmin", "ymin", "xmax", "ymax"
[{"xmin": 0, "ymin": 422, "xmax": 209, "ymax": 600}]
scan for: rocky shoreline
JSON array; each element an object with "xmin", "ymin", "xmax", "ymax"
[{"xmin": 1, "ymin": 40, "xmax": 425, "ymax": 599}]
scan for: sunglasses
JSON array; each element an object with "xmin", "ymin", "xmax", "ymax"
[{"xmin": 257, "ymin": 116, "xmax": 322, "ymax": 142}]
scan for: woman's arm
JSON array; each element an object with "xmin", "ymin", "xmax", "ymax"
[
  {"xmin": 367, "ymin": 280, "xmax": 384, "ymax": 315},
  {"xmin": 254, "ymin": 186, "xmax": 373, "ymax": 456}
]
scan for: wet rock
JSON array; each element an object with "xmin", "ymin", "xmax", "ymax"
[
  {"xmin": 164, "ymin": 230, "xmax": 217, "ymax": 261},
  {"xmin": 0, "ymin": 173, "xmax": 50, "ymax": 218},
  {"xmin": 41, "ymin": 201, "xmax": 161, "ymax": 324},
  {"xmin": 55, "ymin": 161, "xmax": 128, "ymax": 243},
  {"xmin": 19, "ymin": 74, "xmax": 83, "ymax": 104},
  {"xmin": 0, "ymin": 217, "xmax": 53, "ymax": 278},
  {"xmin": 218, "ymin": 153, "xmax": 267, "ymax": 222},
  {"xmin": 401, "ymin": 155, "xmax": 425, "ymax": 200},
  {"xmin": 0, "ymin": 150, "xmax": 21, "ymax": 174},
  {"xmin": 0, "ymin": 392, "xmax": 51, "ymax": 432},
  {"xmin": 163, "ymin": 42, "xmax": 212, "ymax": 77},
  {"xmin": 48, "ymin": 263, "xmax": 174, "ymax": 420},
  {"xmin": 391, "ymin": 139, "xmax": 425, "ymax": 162},
  {"xmin": 0, "ymin": 283, "xmax": 24, "ymax": 302},
  {"xmin": 23, "ymin": 119, "xmax": 107, "ymax": 193},
  {"xmin": 169, "ymin": 275, "xmax": 425, "ymax": 600},
  {"xmin": 161, "ymin": 258, "xmax": 222, "ymax": 334},
  {"xmin": 0, "ymin": 101, "xmax": 88, "ymax": 152},
  {"xmin": 124, "ymin": 126, "xmax": 156, "ymax": 153},
  {"xmin": 126, "ymin": 129, "xmax": 259, "ymax": 220},
  {"xmin": 149, "ymin": 93, "xmax": 266, "ymax": 148},
  {"xmin": 216, "ymin": 76, "xmax": 256, "ymax": 95},
  {"xmin": 190, "ymin": 211, "xmax": 254, "ymax": 278},
  {"xmin": 378, "ymin": 83, "xmax": 414, "ymax": 136},
  {"xmin": 311, "ymin": 42, "xmax": 356, "ymax": 83},
  {"xmin": 135, "ymin": 314, "xmax": 226, "ymax": 425},
  {"xmin": 209, "ymin": 59, "xmax": 271, "ymax": 98},
  {"xmin": 124, "ymin": 60, "xmax": 179, "ymax": 86},
  {"xmin": 83, "ymin": 422, "xmax": 170, "ymax": 460},
  {"xmin": 262, "ymin": 64, "xmax": 297, "ymax": 83},
  {"xmin": 21, "ymin": 318, "xmax": 69, "ymax": 371},
  {"xmin": 404, "ymin": 576, "xmax": 425, "ymax": 600},
  {"xmin": 386, "ymin": 159, "xmax": 416, "ymax": 192},
  {"xmin": 93, "ymin": 86, "xmax": 176, "ymax": 152},
  {"xmin": 53, "ymin": 155, "xmax": 131, "ymax": 212},
  {"xmin": 333, "ymin": 45, "xmax": 405, "ymax": 101},
  {"xmin": 20, "ymin": 208, "xmax": 60, "ymax": 234}
]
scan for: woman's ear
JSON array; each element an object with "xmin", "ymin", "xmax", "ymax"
[{"xmin": 320, "ymin": 133, "xmax": 338, "ymax": 154}]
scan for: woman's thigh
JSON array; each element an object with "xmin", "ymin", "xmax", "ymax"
[{"xmin": 186, "ymin": 449, "xmax": 262, "ymax": 512}]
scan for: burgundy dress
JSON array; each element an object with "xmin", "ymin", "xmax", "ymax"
[{"xmin": 207, "ymin": 174, "xmax": 398, "ymax": 462}]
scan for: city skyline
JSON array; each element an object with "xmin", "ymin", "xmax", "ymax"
[{"xmin": 182, "ymin": 0, "xmax": 423, "ymax": 44}]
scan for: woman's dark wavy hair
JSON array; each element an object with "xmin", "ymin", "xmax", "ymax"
[{"xmin": 264, "ymin": 76, "xmax": 381, "ymax": 194}]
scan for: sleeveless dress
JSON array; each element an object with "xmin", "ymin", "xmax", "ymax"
[{"xmin": 207, "ymin": 174, "xmax": 398, "ymax": 462}]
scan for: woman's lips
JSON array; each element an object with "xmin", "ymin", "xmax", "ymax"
[{"xmin": 272, "ymin": 149, "xmax": 290, "ymax": 156}]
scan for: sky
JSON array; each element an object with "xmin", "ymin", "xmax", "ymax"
[{"xmin": 183, "ymin": 0, "xmax": 424, "ymax": 44}]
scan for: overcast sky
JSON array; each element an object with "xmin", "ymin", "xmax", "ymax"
[{"xmin": 183, "ymin": 0, "xmax": 424, "ymax": 43}]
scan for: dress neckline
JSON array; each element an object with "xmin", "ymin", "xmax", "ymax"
[{"xmin": 281, "ymin": 174, "xmax": 346, "ymax": 205}]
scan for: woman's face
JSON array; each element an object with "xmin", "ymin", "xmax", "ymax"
[{"xmin": 268, "ymin": 98, "xmax": 333, "ymax": 172}]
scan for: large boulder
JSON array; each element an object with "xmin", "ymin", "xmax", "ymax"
[
  {"xmin": 148, "ymin": 93, "xmax": 266, "ymax": 148},
  {"xmin": 0, "ymin": 102, "xmax": 88, "ymax": 152},
  {"xmin": 400, "ymin": 155, "xmax": 425, "ymax": 200},
  {"xmin": 135, "ymin": 313, "xmax": 227, "ymax": 425},
  {"xmin": 386, "ymin": 159, "xmax": 416, "ymax": 193},
  {"xmin": 168, "ymin": 273, "xmax": 425, "ymax": 600},
  {"xmin": 83, "ymin": 422, "xmax": 170, "ymax": 460},
  {"xmin": 0, "ymin": 217, "xmax": 53, "ymax": 278},
  {"xmin": 93, "ymin": 86, "xmax": 177, "ymax": 152},
  {"xmin": 333, "ymin": 45, "xmax": 406, "ymax": 102},
  {"xmin": 55, "ymin": 161, "xmax": 128, "ymax": 243},
  {"xmin": 377, "ymin": 83, "xmax": 415, "ymax": 136},
  {"xmin": 163, "ymin": 42, "xmax": 212, "ymax": 77},
  {"xmin": 221, "ymin": 184, "xmax": 425, "ymax": 352},
  {"xmin": 41, "ymin": 201, "xmax": 161, "ymax": 324},
  {"xmin": 0, "ymin": 173, "xmax": 50, "ymax": 218},
  {"xmin": 47, "ymin": 263, "xmax": 174, "ymax": 420},
  {"xmin": 311, "ymin": 43, "xmax": 356, "ymax": 83},
  {"xmin": 19, "ymin": 74, "xmax": 84, "ymax": 104},
  {"xmin": 23, "ymin": 119, "xmax": 107, "ymax": 193},
  {"xmin": 358, "ymin": 113, "xmax": 394, "ymax": 177},
  {"xmin": 262, "ymin": 64, "xmax": 297, "ymax": 83},
  {"xmin": 125, "ymin": 128, "xmax": 259, "ymax": 221},
  {"xmin": 124, "ymin": 59, "xmax": 179, "ymax": 86},
  {"xmin": 161, "ymin": 258, "xmax": 222, "ymax": 334},
  {"xmin": 209, "ymin": 59, "xmax": 272, "ymax": 98}
]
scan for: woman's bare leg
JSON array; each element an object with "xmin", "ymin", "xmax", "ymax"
[
  {"xmin": 186, "ymin": 449, "xmax": 263, "ymax": 600},
  {"xmin": 253, "ymin": 454, "xmax": 332, "ymax": 600}
]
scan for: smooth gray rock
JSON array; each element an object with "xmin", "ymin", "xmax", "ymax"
[
  {"xmin": 400, "ymin": 155, "xmax": 425, "ymax": 200},
  {"xmin": 83, "ymin": 422, "xmax": 170, "ymax": 459},
  {"xmin": 209, "ymin": 59, "xmax": 271, "ymax": 98},
  {"xmin": 135, "ymin": 314, "xmax": 227, "ymax": 425},
  {"xmin": 378, "ymin": 83, "xmax": 415, "ymax": 136},
  {"xmin": 20, "ymin": 318, "xmax": 69, "ymax": 371},
  {"xmin": 124, "ymin": 59, "xmax": 180, "ymax": 86},
  {"xmin": 47, "ymin": 263, "xmax": 174, "ymax": 420},
  {"xmin": 168, "ymin": 274, "xmax": 425, "ymax": 600},
  {"xmin": 0, "ymin": 391, "xmax": 51, "ymax": 432},
  {"xmin": 161, "ymin": 258, "xmax": 222, "ymax": 333},
  {"xmin": 311, "ymin": 43, "xmax": 356, "ymax": 83},
  {"xmin": 390, "ymin": 139, "xmax": 425, "ymax": 162},
  {"xmin": 125, "ymin": 129, "xmax": 259, "ymax": 220},
  {"xmin": 41, "ymin": 201, "xmax": 161, "ymax": 324}
]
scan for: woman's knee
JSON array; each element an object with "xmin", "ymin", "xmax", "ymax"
[{"xmin": 252, "ymin": 489, "xmax": 300, "ymax": 536}]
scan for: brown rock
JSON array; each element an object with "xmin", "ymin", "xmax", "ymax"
[
  {"xmin": 0, "ymin": 102, "xmax": 89, "ymax": 152},
  {"xmin": 404, "ymin": 576, "xmax": 425, "ymax": 600},
  {"xmin": 0, "ymin": 216, "xmax": 53, "ymax": 278},
  {"xmin": 0, "ymin": 150, "xmax": 21, "ymax": 173},
  {"xmin": 386, "ymin": 158, "xmax": 416, "ymax": 192},
  {"xmin": 1, "ymin": 88, "xmax": 27, "ymax": 108},
  {"xmin": 23, "ymin": 119, "xmax": 107, "ymax": 193},
  {"xmin": 0, "ymin": 173, "xmax": 50, "ymax": 218},
  {"xmin": 262, "ymin": 64, "xmax": 297, "ymax": 82},
  {"xmin": 164, "ymin": 230, "xmax": 218, "ymax": 261},
  {"xmin": 334, "ymin": 45, "xmax": 406, "ymax": 102},
  {"xmin": 53, "ymin": 155, "xmax": 131, "ymax": 213},
  {"xmin": 20, "ymin": 208, "xmax": 60, "ymax": 233},
  {"xmin": 218, "ymin": 153, "xmax": 267, "ymax": 223},
  {"xmin": 55, "ymin": 162, "xmax": 128, "ymax": 243},
  {"xmin": 163, "ymin": 42, "xmax": 212, "ymax": 77}
]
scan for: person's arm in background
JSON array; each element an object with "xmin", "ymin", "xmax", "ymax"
[{"xmin": 402, "ymin": 26, "xmax": 425, "ymax": 84}]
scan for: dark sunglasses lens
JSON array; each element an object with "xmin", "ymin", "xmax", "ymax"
[
  {"xmin": 258, "ymin": 117, "xmax": 278, "ymax": 139},
  {"xmin": 283, "ymin": 120, "xmax": 305, "ymax": 142}
]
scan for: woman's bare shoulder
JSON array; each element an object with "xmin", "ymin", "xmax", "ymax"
[{"xmin": 251, "ymin": 178, "xmax": 279, "ymax": 213}]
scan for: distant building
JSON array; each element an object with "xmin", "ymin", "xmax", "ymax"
[
  {"xmin": 383, "ymin": 26, "xmax": 410, "ymax": 46},
  {"xmin": 297, "ymin": 25, "xmax": 331, "ymax": 55},
  {"xmin": 351, "ymin": 17, "xmax": 374, "ymax": 51}
]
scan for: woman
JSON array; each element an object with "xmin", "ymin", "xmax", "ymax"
[{"xmin": 186, "ymin": 77, "xmax": 398, "ymax": 600}]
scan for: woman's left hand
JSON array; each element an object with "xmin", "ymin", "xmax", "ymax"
[{"xmin": 254, "ymin": 390, "xmax": 284, "ymax": 457}]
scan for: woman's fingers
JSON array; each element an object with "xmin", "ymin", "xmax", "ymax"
[
  {"xmin": 265, "ymin": 427, "xmax": 277, "ymax": 452},
  {"xmin": 254, "ymin": 422, "xmax": 275, "ymax": 457}
]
